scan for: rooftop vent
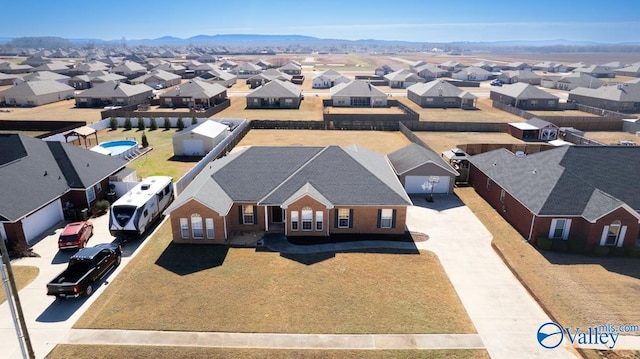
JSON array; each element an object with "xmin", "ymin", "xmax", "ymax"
[{"xmin": 141, "ymin": 184, "xmax": 151, "ymax": 190}]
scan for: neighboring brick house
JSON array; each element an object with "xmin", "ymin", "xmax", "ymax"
[
  {"xmin": 164, "ymin": 145, "xmax": 412, "ymax": 244},
  {"xmin": 541, "ymin": 73, "xmax": 604, "ymax": 91},
  {"xmin": 246, "ymin": 79, "xmax": 302, "ymax": 109},
  {"xmin": 278, "ymin": 61, "xmax": 302, "ymax": 75},
  {"xmin": 468, "ymin": 146, "xmax": 640, "ymax": 251},
  {"xmin": 490, "ymin": 83, "xmax": 560, "ymax": 110},
  {"xmin": 568, "ymin": 83, "xmax": 640, "ymax": 113},
  {"xmin": 312, "ymin": 69, "xmax": 350, "ymax": 89},
  {"xmin": 497, "ymin": 70, "xmax": 541, "ymax": 85},
  {"xmin": 384, "ymin": 69, "xmax": 424, "ymax": 88},
  {"xmin": 451, "ymin": 66, "xmax": 493, "ymax": 81},
  {"xmin": 196, "ymin": 69, "xmax": 237, "ymax": 88},
  {"xmin": 130, "ymin": 69, "xmax": 182, "ymax": 89},
  {"xmin": 0, "ymin": 134, "xmax": 127, "ymax": 249},
  {"xmin": 74, "ymin": 80, "xmax": 153, "ymax": 108},
  {"xmin": 231, "ymin": 62, "xmax": 262, "ymax": 78},
  {"xmin": 247, "ymin": 69, "xmax": 292, "ymax": 89},
  {"xmin": 111, "ymin": 60, "xmax": 148, "ymax": 79},
  {"xmin": 330, "ymin": 80, "xmax": 387, "ymax": 107},
  {"xmin": 411, "ymin": 63, "xmax": 447, "ymax": 81},
  {"xmin": 574, "ymin": 65, "xmax": 615, "ymax": 78},
  {"xmin": 159, "ymin": 79, "xmax": 227, "ymax": 109},
  {"xmin": 407, "ymin": 79, "xmax": 477, "ymax": 109}
]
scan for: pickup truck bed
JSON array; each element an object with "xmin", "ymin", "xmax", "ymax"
[{"xmin": 46, "ymin": 243, "xmax": 121, "ymax": 298}]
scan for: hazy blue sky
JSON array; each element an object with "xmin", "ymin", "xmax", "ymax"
[{"xmin": 3, "ymin": 0, "xmax": 639, "ymax": 43}]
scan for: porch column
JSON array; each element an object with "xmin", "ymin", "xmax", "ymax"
[{"xmin": 264, "ymin": 206, "xmax": 269, "ymax": 232}]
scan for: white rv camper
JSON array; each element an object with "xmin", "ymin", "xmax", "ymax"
[{"xmin": 109, "ymin": 176, "xmax": 174, "ymax": 237}]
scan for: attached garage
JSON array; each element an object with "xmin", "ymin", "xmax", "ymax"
[
  {"xmin": 404, "ymin": 175, "xmax": 451, "ymax": 194},
  {"xmin": 22, "ymin": 199, "xmax": 64, "ymax": 243},
  {"xmin": 173, "ymin": 120, "xmax": 229, "ymax": 156},
  {"xmin": 387, "ymin": 144, "xmax": 459, "ymax": 195}
]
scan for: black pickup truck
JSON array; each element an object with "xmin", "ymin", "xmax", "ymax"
[{"xmin": 47, "ymin": 243, "xmax": 121, "ymax": 298}]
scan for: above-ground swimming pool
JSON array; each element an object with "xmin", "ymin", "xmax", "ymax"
[{"xmin": 91, "ymin": 140, "xmax": 139, "ymax": 160}]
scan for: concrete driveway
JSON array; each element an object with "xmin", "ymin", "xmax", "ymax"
[
  {"xmin": 0, "ymin": 212, "xmax": 153, "ymax": 359},
  {"xmin": 407, "ymin": 195, "xmax": 578, "ymax": 359}
]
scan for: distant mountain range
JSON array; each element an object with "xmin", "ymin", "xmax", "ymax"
[{"xmin": 2, "ymin": 34, "xmax": 640, "ymax": 50}]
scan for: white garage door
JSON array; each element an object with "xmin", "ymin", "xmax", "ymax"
[
  {"xmin": 22, "ymin": 199, "xmax": 64, "ymax": 244},
  {"xmin": 405, "ymin": 176, "xmax": 450, "ymax": 194},
  {"xmin": 182, "ymin": 139, "xmax": 204, "ymax": 156}
]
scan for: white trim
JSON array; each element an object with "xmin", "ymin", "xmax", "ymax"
[
  {"xmin": 562, "ymin": 219, "xmax": 572, "ymax": 240},
  {"xmin": 264, "ymin": 205, "xmax": 269, "ymax": 232},
  {"xmin": 600, "ymin": 226, "xmax": 609, "ymax": 246},
  {"xmin": 618, "ymin": 226, "xmax": 627, "ymax": 247}
]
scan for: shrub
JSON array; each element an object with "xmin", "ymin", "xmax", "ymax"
[
  {"xmin": 536, "ymin": 236, "xmax": 553, "ymax": 250},
  {"xmin": 627, "ymin": 246, "xmax": 640, "ymax": 258},
  {"xmin": 163, "ymin": 117, "xmax": 171, "ymax": 130},
  {"xmin": 149, "ymin": 117, "xmax": 157, "ymax": 130},
  {"xmin": 551, "ymin": 238, "xmax": 569, "ymax": 252},
  {"xmin": 568, "ymin": 237, "xmax": 587, "ymax": 254},
  {"xmin": 91, "ymin": 199, "xmax": 110, "ymax": 216},
  {"xmin": 593, "ymin": 246, "xmax": 610, "ymax": 257},
  {"xmin": 177, "ymin": 117, "xmax": 185, "ymax": 130},
  {"xmin": 124, "ymin": 117, "xmax": 132, "ymax": 130},
  {"xmin": 137, "ymin": 117, "xmax": 145, "ymax": 131},
  {"xmin": 611, "ymin": 246, "xmax": 626, "ymax": 257},
  {"xmin": 109, "ymin": 117, "xmax": 118, "ymax": 130},
  {"xmin": 191, "ymin": 117, "xmax": 198, "ymax": 125},
  {"xmin": 141, "ymin": 132, "xmax": 149, "ymax": 148}
]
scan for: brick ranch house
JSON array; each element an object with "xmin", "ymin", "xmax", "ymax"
[
  {"xmin": 468, "ymin": 146, "xmax": 640, "ymax": 252},
  {"xmin": 0, "ymin": 134, "xmax": 127, "ymax": 249},
  {"xmin": 164, "ymin": 145, "xmax": 412, "ymax": 244}
]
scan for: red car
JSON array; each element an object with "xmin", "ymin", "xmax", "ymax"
[{"xmin": 58, "ymin": 221, "xmax": 93, "ymax": 250}]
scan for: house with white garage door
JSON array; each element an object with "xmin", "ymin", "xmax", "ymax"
[
  {"xmin": 172, "ymin": 119, "xmax": 229, "ymax": 156},
  {"xmin": 0, "ymin": 134, "xmax": 127, "ymax": 251},
  {"xmin": 387, "ymin": 143, "xmax": 459, "ymax": 195}
]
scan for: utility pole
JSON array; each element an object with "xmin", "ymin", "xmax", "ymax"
[{"xmin": 0, "ymin": 238, "xmax": 35, "ymax": 359}]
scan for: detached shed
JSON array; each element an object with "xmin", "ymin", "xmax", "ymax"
[
  {"xmin": 172, "ymin": 120, "xmax": 229, "ymax": 156},
  {"xmin": 509, "ymin": 117, "xmax": 559, "ymax": 141},
  {"xmin": 387, "ymin": 143, "xmax": 459, "ymax": 195}
]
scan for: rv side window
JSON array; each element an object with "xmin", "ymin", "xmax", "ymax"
[
  {"xmin": 164, "ymin": 185, "xmax": 171, "ymax": 195},
  {"xmin": 143, "ymin": 209, "xmax": 148, "ymax": 218}
]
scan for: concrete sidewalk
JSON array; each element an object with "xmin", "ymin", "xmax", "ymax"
[{"xmin": 61, "ymin": 329, "xmax": 484, "ymax": 350}]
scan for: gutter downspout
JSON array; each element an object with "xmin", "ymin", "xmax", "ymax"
[{"xmin": 527, "ymin": 212, "xmax": 535, "ymax": 241}]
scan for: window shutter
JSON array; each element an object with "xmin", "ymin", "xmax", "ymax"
[
  {"xmin": 392, "ymin": 209, "xmax": 397, "ymax": 229},
  {"xmin": 238, "ymin": 206, "xmax": 243, "ymax": 224},
  {"xmin": 334, "ymin": 210, "xmax": 338, "ymax": 228},
  {"xmin": 376, "ymin": 209, "xmax": 381, "ymax": 228},
  {"xmin": 618, "ymin": 226, "xmax": 627, "ymax": 247},
  {"xmin": 253, "ymin": 206, "xmax": 258, "ymax": 224},
  {"xmin": 599, "ymin": 226, "xmax": 609, "ymax": 246},
  {"xmin": 562, "ymin": 219, "xmax": 571, "ymax": 240},
  {"xmin": 348, "ymin": 209, "xmax": 353, "ymax": 228}
]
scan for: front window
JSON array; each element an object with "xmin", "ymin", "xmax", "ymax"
[
  {"xmin": 242, "ymin": 205, "xmax": 254, "ymax": 225},
  {"xmin": 206, "ymin": 218, "xmax": 214, "ymax": 239},
  {"xmin": 180, "ymin": 218, "xmax": 189, "ymax": 238},
  {"xmin": 606, "ymin": 221, "xmax": 621, "ymax": 246},
  {"xmin": 87, "ymin": 186, "xmax": 96, "ymax": 203},
  {"xmin": 552, "ymin": 219, "xmax": 566, "ymax": 239},
  {"xmin": 291, "ymin": 211, "xmax": 299, "ymax": 231},
  {"xmin": 500, "ymin": 189, "xmax": 505, "ymax": 204},
  {"xmin": 380, "ymin": 209, "xmax": 393, "ymax": 229},
  {"xmin": 191, "ymin": 214, "xmax": 203, "ymax": 239},
  {"xmin": 315, "ymin": 211, "xmax": 323, "ymax": 231},
  {"xmin": 338, "ymin": 208, "xmax": 350, "ymax": 228},
  {"xmin": 302, "ymin": 207, "xmax": 313, "ymax": 231}
]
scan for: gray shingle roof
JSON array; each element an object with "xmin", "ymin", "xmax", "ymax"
[
  {"xmin": 160, "ymin": 79, "xmax": 226, "ymax": 98},
  {"xmin": 469, "ymin": 146, "xmax": 640, "ymax": 220},
  {"xmin": 491, "ymin": 82, "xmax": 559, "ymax": 100},
  {"xmin": 166, "ymin": 145, "xmax": 411, "ymax": 216},
  {"xmin": 407, "ymin": 79, "xmax": 474, "ymax": 99},
  {"xmin": 76, "ymin": 80, "xmax": 153, "ymax": 98},
  {"xmin": 387, "ymin": 143, "xmax": 459, "ymax": 176},
  {"xmin": 330, "ymin": 80, "xmax": 386, "ymax": 97},
  {"xmin": 247, "ymin": 79, "xmax": 301, "ymax": 98},
  {"xmin": 0, "ymin": 80, "xmax": 74, "ymax": 97},
  {"xmin": 0, "ymin": 134, "xmax": 127, "ymax": 221},
  {"xmin": 570, "ymin": 83, "xmax": 640, "ymax": 102}
]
